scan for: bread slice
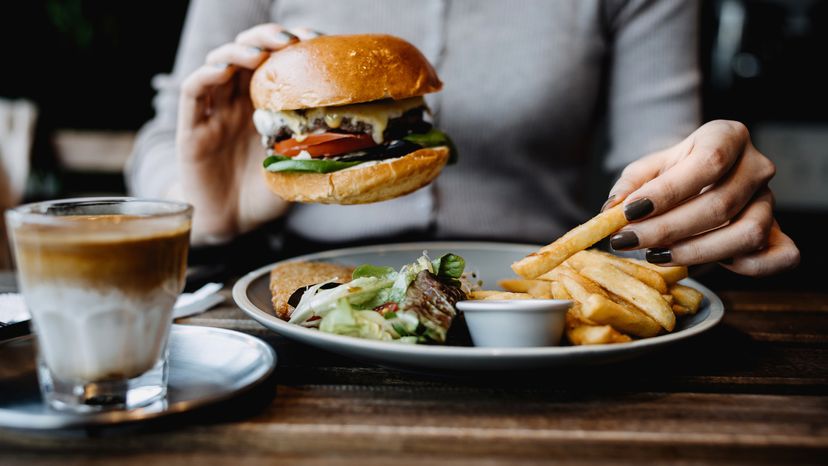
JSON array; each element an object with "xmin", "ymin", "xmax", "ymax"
[{"xmin": 269, "ymin": 261, "xmax": 355, "ymax": 320}]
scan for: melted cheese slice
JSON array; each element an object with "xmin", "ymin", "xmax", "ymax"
[{"xmin": 253, "ymin": 97, "xmax": 425, "ymax": 144}]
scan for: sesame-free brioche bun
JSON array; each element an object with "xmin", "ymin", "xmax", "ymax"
[
  {"xmin": 263, "ymin": 146, "xmax": 449, "ymax": 204},
  {"xmin": 250, "ymin": 34, "xmax": 443, "ymax": 111}
]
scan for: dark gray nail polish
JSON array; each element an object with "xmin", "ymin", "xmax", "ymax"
[
  {"xmin": 625, "ymin": 198, "xmax": 654, "ymax": 221},
  {"xmin": 312, "ymin": 30, "xmax": 326, "ymax": 37},
  {"xmin": 601, "ymin": 194, "xmax": 616, "ymax": 212},
  {"xmin": 279, "ymin": 31, "xmax": 299, "ymax": 42},
  {"xmin": 720, "ymin": 257, "xmax": 734, "ymax": 265},
  {"xmin": 646, "ymin": 248, "xmax": 672, "ymax": 264},
  {"xmin": 610, "ymin": 231, "xmax": 639, "ymax": 250}
]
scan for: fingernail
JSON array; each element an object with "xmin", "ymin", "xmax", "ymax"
[
  {"xmin": 601, "ymin": 194, "xmax": 616, "ymax": 212},
  {"xmin": 212, "ymin": 62, "xmax": 230, "ymax": 69},
  {"xmin": 646, "ymin": 248, "xmax": 672, "ymax": 264},
  {"xmin": 720, "ymin": 257, "xmax": 734, "ymax": 265},
  {"xmin": 624, "ymin": 198, "xmax": 654, "ymax": 221},
  {"xmin": 247, "ymin": 46, "xmax": 263, "ymax": 54},
  {"xmin": 312, "ymin": 30, "xmax": 325, "ymax": 37},
  {"xmin": 610, "ymin": 231, "xmax": 639, "ymax": 250},
  {"xmin": 278, "ymin": 31, "xmax": 299, "ymax": 42}
]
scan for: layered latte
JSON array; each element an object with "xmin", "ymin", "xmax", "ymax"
[{"xmin": 12, "ymin": 215, "xmax": 190, "ymax": 382}]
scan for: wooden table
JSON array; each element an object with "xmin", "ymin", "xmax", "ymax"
[{"xmin": 1, "ymin": 286, "xmax": 826, "ymax": 465}]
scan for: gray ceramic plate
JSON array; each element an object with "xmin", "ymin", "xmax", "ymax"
[
  {"xmin": 233, "ymin": 242, "xmax": 724, "ymax": 371},
  {"xmin": 0, "ymin": 325, "xmax": 275, "ymax": 430}
]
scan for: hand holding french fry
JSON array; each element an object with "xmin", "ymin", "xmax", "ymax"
[{"xmin": 500, "ymin": 194, "xmax": 713, "ymax": 345}]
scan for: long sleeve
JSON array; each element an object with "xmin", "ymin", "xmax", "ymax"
[
  {"xmin": 603, "ymin": 0, "xmax": 701, "ymax": 173},
  {"xmin": 125, "ymin": 0, "xmax": 272, "ymax": 198}
]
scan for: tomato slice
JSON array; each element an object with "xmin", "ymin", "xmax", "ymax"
[{"xmin": 274, "ymin": 133, "xmax": 377, "ymax": 157}]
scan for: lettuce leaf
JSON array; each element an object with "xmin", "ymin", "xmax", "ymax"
[
  {"xmin": 403, "ymin": 129, "xmax": 459, "ymax": 164},
  {"xmin": 431, "ymin": 253, "xmax": 465, "ymax": 280},
  {"xmin": 263, "ymin": 155, "xmax": 360, "ymax": 173},
  {"xmin": 319, "ymin": 299, "xmax": 416, "ymax": 343},
  {"xmin": 352, "ymin": 264, "xmax": 396, "ymax": 280}
]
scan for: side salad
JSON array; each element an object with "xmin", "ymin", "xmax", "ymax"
[{"xmin": 288, "ymin": 253, "xmax": 469, "ymax": 344}]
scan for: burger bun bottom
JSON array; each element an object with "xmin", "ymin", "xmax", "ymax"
[{"xmin": 262, "ymin": 146, "xmax": 449, "ymax": 204}]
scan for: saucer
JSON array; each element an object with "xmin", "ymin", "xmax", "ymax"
[{"xmin": 0, "ymin": 325, "xmax": 276, "ymax": 429}]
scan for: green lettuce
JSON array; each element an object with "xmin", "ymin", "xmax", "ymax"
[
  {"xmin": 403, "ymin": 129, "xmax": 459, "ymax": 164},
  {"xmin": 319, "ymin": 299, "xmax": 417, "ymax": 343},
  {"xmin": 263, "ymin": 155, "xmax": 360, "ymax": 173}
]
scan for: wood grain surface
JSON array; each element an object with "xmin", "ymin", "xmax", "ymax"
[{"xmin": 1, "ymin": 283, "xmax": 826, "ymax": 465}]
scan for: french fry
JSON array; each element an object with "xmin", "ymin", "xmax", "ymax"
[
  {"xmin": 498, "ymin": 278, "xmax": 544, "ymax": 293},
  {"xmin": 511, "ymin": 205, "xmax": 628, "ymax": 278},
  {"xmin": 567, "ymin": 250, "xmax": 668, "ymax": 294},
  {"xmin": 579, "ymin": 265, "xmax": 675, "ymax": 331},
  {"xmin": 670, "ymin": 284, "xmax": 703, "ymax": 314},
  {"xmin": 567, "ymin": 324, "xmax": 632, "ymax": 345},
  {"xmin": 555, "ymin": 266, "xmax": 661, "ymax": 338},
  {"xmin": 498, "ymin": 279, "xmax": 553, "ymax": 299},
  {"xmin": 549, "ymin": 281, "xmax": 571, "ymax": 300},
  {"xmin": 557, "ymin": 270, "xmax": 607, "ymax": 301},
  {"xmin": 552, "ymin": 280, "xmax": 596, "ymax": 325},
  {"xmin": 627, "ymin": 258, "xmax": 688, "ymax": 284},
  {"xmin": 672, "ymin": 304, "xmax": 692, "ymax": 316},
  {"xmin": 581, "ymin": 294, "xmax": 661, "ymax": 338},
  {"xmin": 468, "ymin": 290, "xmax": 534, "ymax": 300}
]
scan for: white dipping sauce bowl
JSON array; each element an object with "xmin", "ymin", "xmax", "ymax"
[{"xmin": 456, "ymin": 299, "xmax": 572, "ymax": 348}]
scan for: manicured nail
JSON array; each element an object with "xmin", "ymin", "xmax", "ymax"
[
  {"xmin": 601, "ymin": 194, "xmax": 616, "ymax": 212},
  {"xmin": 247, "ymin": 46, "xmax": 263, "ymax": 54},
  {"xmin": 278, "ymin": 31, "xmax": 299, "ymax": 42},
  {"xmin": 646, "ymin": 248, "xmax": 672, "ymax": 264},
  {"xmin": 212, "ymin": 62, "xmax": 230, "ymax": 69},
  {"xmin": 720, "ymin": 257, "xmax": 734, "ymax": 265},
  {"xmin": 610, "ymin": 231, "xmax": 639, "ymax": 250},
  {"xmin": 624, "ymin": 198, "xmax": 654, "ymax": 221},
  {"xmin": 312, "ymin": 30, "xmax": 326, "ymax": 37}
]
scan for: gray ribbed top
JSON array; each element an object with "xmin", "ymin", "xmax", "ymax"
[{"xmin": 127, "ymin": 0, "xmax": 700, "ymax": 244}]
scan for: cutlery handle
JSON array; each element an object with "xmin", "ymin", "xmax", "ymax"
[{"xmin": 0, "ymin": 320, "xmax": 30, "ymax": 342}]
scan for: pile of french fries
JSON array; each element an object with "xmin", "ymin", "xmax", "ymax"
[{"xmin": 469, "ymin": 205, "xmax": 705, "ymax": 345}]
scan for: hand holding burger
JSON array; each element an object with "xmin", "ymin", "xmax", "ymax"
[{"xmin": 174, "ymin": 27, "xmax": 454, "ymax": 243}]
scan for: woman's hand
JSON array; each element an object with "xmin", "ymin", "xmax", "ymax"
[
  {"xmin": 175, "ymin": 24, "xmax": 321, "ymax": 243},
  {"xmin": 605, "ymin": 120, "xmax": 799, "ymax": 277}
]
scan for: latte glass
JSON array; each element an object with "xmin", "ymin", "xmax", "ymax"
[{"xmin": 5, "ymin": 198, "xmax": 192, "ymax": 412}]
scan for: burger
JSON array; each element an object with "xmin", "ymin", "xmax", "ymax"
[{"xmin": 250, "ymin": 34, "xmax": 456, "ymax": 204}]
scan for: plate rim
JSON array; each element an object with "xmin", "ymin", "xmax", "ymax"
[
  {"xmin": 233, "ymin": 241, "xmax": 724, "ymax": 358},
  {"xmin": 0, "ymin": 324, "xmax": 276, "ymax": 430}
]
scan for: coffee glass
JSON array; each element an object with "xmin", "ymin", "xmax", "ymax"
[{"xmin": 5, "ymin": 198, "xmax": 192, "ymax": 412}]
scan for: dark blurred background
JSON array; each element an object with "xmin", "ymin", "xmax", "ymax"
[{"xmin": 1, "ymin": 0, "xmax": 825, "ymax": 290}]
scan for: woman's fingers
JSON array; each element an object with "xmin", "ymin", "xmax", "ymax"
[
  {"xmin": 722, "ymin": 221, "xmax": 800, "ymax": 277},
  {"xmin": 641, "ymin": 188, "xmax": 775, "ymax": 266},
  {"xmin": 603, "ymin": 149, "xmax": 666, "ymax": 211},
  {"xmin": 179, "ymin": 64, "xmax": 236, "ymax": 128},
  {"xmin": 205, "ymin": 43, "xmax": 268, "ymax": 69},
  {"xmin": 234, "ymin": 23, "xmax": 299, "ymax": 50},
  {"xmin": 286, "ymin": 27, "xmax": 325, "ymax": 40},
  {"xmin": 621, "ymin": 120, "xmax": 749, "ymax": 222},
  {"xmin": 611, "ymin": 145, "xmax": 776, "ymax": 250}
]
